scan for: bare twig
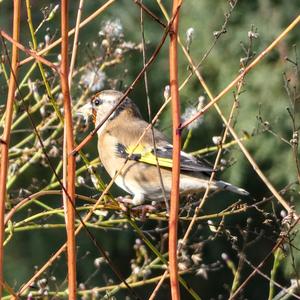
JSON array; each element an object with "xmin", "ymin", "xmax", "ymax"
[
  {"xmin": 0, "ymin": 30, "xmax": 59, "ymax": 72},
  {"xmin": 19, "ymin": 0, "xmax": 116, "ymax": 66},
  {"xmin": 0, "ymin": 0, "xmax": 20, "ymax": 297},
  {"xmin": 179, "ymin": 16, "xmax": 300, "ymax": 215},
  {"xmin": 60, "ymin": 1, "xmax": 77, "ymax": 298},
  {"xmin": 229, "ymin": 215, "xmax": 300, "ymax": 299},
  {"xmin": 180, "ymin": 15, "xmax": 300, "ymax": 130},
  {"xmin": 69, "ymin": 0, "xmax": 84, "ymax": 87},
  {"xmin": 169, "ymin": 1, "xmax": 182, "ymax": 299}
]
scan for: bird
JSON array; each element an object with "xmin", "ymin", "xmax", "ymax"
[{"xmin": 78, "ymin": 90, "xmax": 249, "ymax": 205}]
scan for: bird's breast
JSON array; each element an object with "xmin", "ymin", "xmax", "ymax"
[{"xmin": 98, "ymin": 134, "xmax": 124, "ymax": 177}]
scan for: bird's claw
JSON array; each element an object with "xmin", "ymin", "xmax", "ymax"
[
  {"xmin": 116, "ymin": 196, "xmax": 157, "ymax": 220},
  {"xmin": 131, "ymin": 204, "xmax": 157, "ymax": 220}
]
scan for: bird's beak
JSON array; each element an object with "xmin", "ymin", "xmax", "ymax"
[{"xmin": 77, "ymin": 103, "xmax": 93, "ymax": 120}]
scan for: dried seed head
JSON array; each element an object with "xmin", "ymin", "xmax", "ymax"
[
  {"xmin": 80, "ymin": 70, "xmax": 106, "ymax": 92},
  {"xmin": 197, "ymin": 96, "xmax": 205, "ymax": 111},
  {"xmin": 181, "ymin": 106, "xmax": 203, "ymax": 130},
  {"xmin": 248, "ymin": 30, "xmax": 259, "ymax": 39},
  {"xmin": 212, "ymin": 136, "xmax": 222, "ymax": 145},
  {"xmin": 94, "ymin": 257, "xmax": 105, "ymax": 268},
  {"xmin": 44, "ymin": 34, "xmax": 50, "ymax": 45},
  {"xmin": 77, "ymin": 176, "xmax": 85, "ymax": 186},
  {"xmin": 186, "ymin": 27, "xmax": 195, "ymax": 49},
  {"xmin": 207, "ymin": 220, "xmax": 218, "ymax": 232},
  {"xmin": 280, "ymin": 210, "xmax": 287, "ymax": 218},
  {"xmin": 164, "ymin": 85, "xmax": 170, "ymax": 102},
  {"xmin": 99, "ymin": 19, "xmax": 124, "ymax": 41},
  {"xmin": 191, "ymin": 253, "xmax": 202, "ymax": 264}
]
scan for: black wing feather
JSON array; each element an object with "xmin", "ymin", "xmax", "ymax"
[{"xmin": 153, "ymin": 146, "xmax": 213, "ymax": 173}]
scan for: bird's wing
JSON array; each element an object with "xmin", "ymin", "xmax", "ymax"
[{"xmin": 116, "ymin": 142, "xmax": 213, "ymax": 173}]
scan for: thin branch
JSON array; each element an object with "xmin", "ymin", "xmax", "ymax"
[
  {"xmin": 0, "ymin": 0, "xmax": 21, "ymax": 297},
  {"xmin": 69, "ymin": 0, "xmax": 84, "ymax": 87},
  {"xmin": 180, "ymin": 15, "xmax": 300, "ymax": 130},
  {"xmin": 133, "ymin": 0, "xmax": 167, "ymax": 28},
  {"xmin": 60, "ymin": 0, "xmax": 77, "ymax": 298},
  {"xmin": 0, "ymin": 30, "xmax": 59, "ymax": 72},
  {"xmin": 19, "ymin": 0, "xmax": 116, "ymax": 66},
  {"xmin": 179, "ymin": 17, "xmax": 299, "ymax": 215},
  {"xmin": 229, "ymin": 215, "xmax": 300, "ymax": 299},
  {"xmin": 169, "ymin": 1, "xmax": 182, "ymax": 299}
]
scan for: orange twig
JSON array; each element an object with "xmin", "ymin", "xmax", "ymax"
[
  {"xmin": 0, "ymin": 0, "xmax": 20, "ymax": 298},
  {"xmin": 61, "ymin": 0, "xmax": 77, "ymax": 298},
  {"xmin": 0, "ymin": 30, "xmax": 59, "ymax": 72},
  {"xmin": 169, "ymin": 1, "xmax": 182, "ymax": 299}
]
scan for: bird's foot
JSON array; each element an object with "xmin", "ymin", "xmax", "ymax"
[
  {"xmin": 116, "ymin": 194, "xmax": 145, "ymax": 206},
  {"xmin": 116, "ymin": 196, "xmax": 157, "ymax": 220},
  {"xmin": 131, "ymin": 204, "xmax": 157, "ymax": 221}
]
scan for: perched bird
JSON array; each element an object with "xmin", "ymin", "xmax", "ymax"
[{"xmin": 78, "ymin": 90, "xmax": 249, "ymax": 205}]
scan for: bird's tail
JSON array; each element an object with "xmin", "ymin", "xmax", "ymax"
[{"xmin": 216, "ymin": 180, "xmax": 249, "ymax": 196}]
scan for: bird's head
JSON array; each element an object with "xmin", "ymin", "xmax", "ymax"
[{"xmin": 77, "ymin": 90, "xmax": 141, "ymax": 127}]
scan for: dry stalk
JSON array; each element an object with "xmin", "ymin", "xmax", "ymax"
[
  {"xmin": 19, "ymin": 0, "xmax": 116, "ymax": 66},
  {"xmin": 0, "ymin": 0, "xmax": 21, "ymax": 297},
  {"xmin": 69, "ymin": 0, "xmax": 84, "ymax": 87},
  {"xmin": 60, "ymin": 0, "xmax": 77, "ymax": 298},
  {"xmin": 169, "ymin": 0, "xmax": 182, "ymax": 299},
  {"xmin": 0, "ymin": 30, "xmax": 59, "ymax": 71},
  {"xmin": 180, "ymin": 15, "xmax": 300, "ymax": 130}
]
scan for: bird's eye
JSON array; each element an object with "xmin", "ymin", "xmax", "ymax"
[{"xmin": 94, "ymin": 98, "xmax": 102, "ymax": 106}]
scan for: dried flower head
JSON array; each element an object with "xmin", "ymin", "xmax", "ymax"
[
  {"xmin": 186, "ymin": 27, "xmax": 195, "ymax": 49},
  {"xmin": 197, "ymin": 96, "xmax": 205, "ymax": 111},
  {"xmin": 80, "ymin": 69, "xmax": 106, "ymax": 92},
  {"xmin": 248, "ymin": 30, "xmax": 259, "ymax": 39},
  {"xmin": 94, "ymin": 257, "xmax": 106, "ymax": 268},
  {"xmin": 181, "ymin": 106, "xmax": 203, "ymax": 130},
  {"xmin": 164, "ymin": 85, "xmax": 170, "ymax": 101},
  {"xmin": 99, "ymin": 19, "xmax": 124, "ymax": 41},
  {"xmin": 212, "ymin": 136, "xmax": 222, "ymax": 145}
]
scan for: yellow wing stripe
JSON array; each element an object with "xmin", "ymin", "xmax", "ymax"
[{"xmin": 126, "ymin": 144, "xmax": 173, "ymax": 169}]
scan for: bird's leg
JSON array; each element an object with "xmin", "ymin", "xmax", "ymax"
[
  {"xmin": 116, "ymin": 194, "xmax": 145, "ymax": 206},
  {"xmin": 132, "ymin": 193, "xmax": 145, "ymax": 206},
  {"xmin": 117, "ymin": 195, "xmax": 157, "ymax": 220}
]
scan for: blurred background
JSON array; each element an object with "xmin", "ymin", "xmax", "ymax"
[{"xmin": 0, "ymin": 0, "xmax": 299, "ymax": 299}]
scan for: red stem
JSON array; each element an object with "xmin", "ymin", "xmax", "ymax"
[
  {"xmin": 61, "ymin": 0, "xmax": 76, "ymax": 298},
  {"xmin": 0, "ymin": 0, "xmax": 20, "ymax": 296},
  {"xmin": 169, "ymin": 1, "xmax": 181, "ymax": 299},
  {"xmin": 0, "ymin": 30, "xmax": 59, "ymax": 72}
]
